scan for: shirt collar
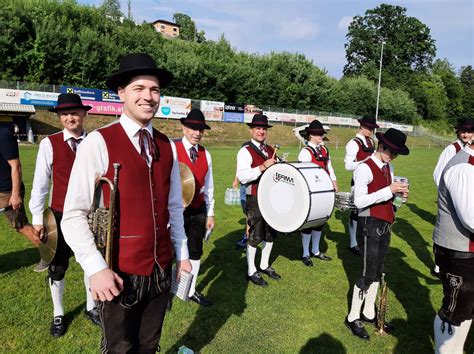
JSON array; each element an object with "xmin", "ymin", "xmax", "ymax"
[
  {"xmin": 182, "ymin": 136, "xmax": 196, "ymax": 150},
  {"xmin": 62, "ymin": 129, "xmax": 86, "ymax": 141},
  {"xmin": 370, "ymin": 153, "xmax": 388, "ymax": 169},
  {"xmin": 251, "ymin": 139, "xmax": 265, "ymax": 147},
  {"xmin": 120, "ymin": 113, "xmax": 153, "ymax": 140},
  {"xmin": 307, "ymin": 141, "xmax": 323, "ymax": 149},
  {"xmin": 463, "ymin": 144, "xmax": 474, "ymax": 156}
]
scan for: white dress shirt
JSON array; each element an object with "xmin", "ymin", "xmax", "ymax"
[
  {"xmin": 353, "ymin": 154, "xmax": 394, "ymax": 210},
  {"xmin": 344, "ymin": 133, "xmax": 373, "ymax": 171},
  {"xmin": 61, "ymin": 114, "xmax": 189, "ymax": 277},
  {"xmin": 298, "ymin": 142, "xmax": 337, "ymax": 181},
  {"xmin": 181, "ymin": 137, "xmax": 215, "ymax": 216},
  {"xmin": 236, "ymin": 139, "xmax": 267, "ymax": 184},
  {"xmin": 29, "ymin": 129, "xmax": 86, "ymax": 225},
  {"xmin": 443, "ymin": 145, "xmax": 474, "ymax": 232},
  {"xmin": 433, "ymin": 139, "xmax": 463, "ymax": 187}
]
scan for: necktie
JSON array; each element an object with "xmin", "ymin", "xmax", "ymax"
[
  {"xmin": 365, "ymin": 137, "xmax": 373, "ymax": 149},
  {"xmin": 190, "ymin": 146, "xmax": 197, "ymax": 164},
  {"xmin": 138, "ymin": 129, "xmax": 159, "ymax": 163},
  {"xmin": 69, "ymin": 137, "xmax": 82, "ymax": 153},
  {"xmin": 260, "ymin": 143, "xmax": 267, "ymax": 156},
  {"xmin": 382, "ymin": 164, "xmax": 391, "ymax": 184}
]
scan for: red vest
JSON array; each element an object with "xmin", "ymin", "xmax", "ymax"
[
  {"xmin": 364, "ymin": 158, "xmax": 394, "ymax": 224},
  {"xmin": 175, "ymin": 140, "xmax": 208, "ymax": 209},
  {"xmin": 354, "ymin": 137, "xmax": 375, "ymax": 161},
  {"xmin": 48, "ymin": 132, "xmax": 75, "ymax": 213},
  {"xmin": 246, "ymin": 143, "xmax": 275, "ymax": 196},
  {"xmin": 304, "ymin": 145, "xmax": 329, "ymax": 172},
  {"xmin": 99, "ymin": 122, "xmax": 174, "ymax": 276},
  {"xmin": 452, "ymin": 141, "xmax": 462, "ymax": 153}
]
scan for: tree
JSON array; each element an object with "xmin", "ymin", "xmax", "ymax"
[
  {"xmin": 459, "ymin": 66, "xmax": 474, "ymax": 118},
  {"xmin": 343, "ymin": 4, "xmax": 436, "ymax": 87},
  {"xmin": 173, "ymin": 12, "xmax": 205, "ymax": 42},
  {"xmin": 100, "ymin": 0, "xmax": 122, "ymax": 22}
]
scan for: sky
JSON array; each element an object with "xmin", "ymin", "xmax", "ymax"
[{"xmin": 79, "ymin": 0, "xmax": 473, "ymax": 78}]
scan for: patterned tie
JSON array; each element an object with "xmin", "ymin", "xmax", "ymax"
[
  {"xmin": 365, "ymin": 137, "xmax": 373, "ymax": 149},
  {"xmin": 138, "ymin": 129, "xmax": 159, "ymax": 163},
  {"xmin": 69, "ymin": 137, "xmax": 82, "ymax": 153},
  {"xmin": 259, "ymin": 143, "xmax": 267, "ymax": 156},
  {"xmin": 382, "ymin": 164, "xmax": 391, "ymax": 184},
  {"xmin": 190, "ymin": 146, "xmax": 197, "ymax": 164}
]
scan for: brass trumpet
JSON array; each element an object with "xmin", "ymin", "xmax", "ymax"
[{"xmin": 88, "ymin": 163, "xmax": 120, "ymax": 269}]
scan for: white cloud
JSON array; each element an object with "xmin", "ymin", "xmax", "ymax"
[
  {"xmin": 337, "ymin": 16, "xmax": 353, "ymax": 31},
  {"xmin": 277, "ymin": 17, "xmax": 319, "ymax": 39}
]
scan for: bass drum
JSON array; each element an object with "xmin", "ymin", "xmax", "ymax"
[{"xmin": 257, "ymin": 163, "xmax": 335, "ymax": 233}]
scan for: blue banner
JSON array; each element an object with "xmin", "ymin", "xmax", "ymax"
[
  {"xmin": 60, "ymin": 86, "xmax": 121, "ymax": 103},
  {"xmin": 224, "ymin": 103, "xmax": 244, "ymax": 122}
]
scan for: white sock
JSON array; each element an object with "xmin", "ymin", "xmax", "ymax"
[
  {"xmin": 84, "ymin": 273, "xmax": 95, "ymax": 311},
  {"xmin": 311, "ymin": 230, "xmax": 322, "ymax": 255},
  {"xmin": 349, "ymin": 219, "xmax": 358, "ymax": 248},
  {"xmin": 434, "ymin": 314, "xmax": 460, "ymax": 354},
  {"xmin": 50, "ymin": 279, "xmax": 65, "ymax": 317},
  {"xmin": 188, "ymin": 259, "xmax": 201, "ymax": 297},
  {"xmin": 434, "ymin": 265, "xmax": 440, "ymax": 273},
  {"xmin": 247, "ymin": 245, "xmax": 258, "ymax": 276},
  {"xmin": 301, "ymin": 233, "xmax": 311, "ymax": 257},
  {"xmin": 348, "ymin": 285, "xmax": 366, "ymax": 322},
  {"xmin": 362, "ymin": 282, "xmax": 379, "ymax": 319},
  {"xmin": 454, "ymin": 319, "xmax": 472, "ymax": 353},
  {"xmin": 260, "ymin": 241, "xmax": 273, "ymax": 270}
]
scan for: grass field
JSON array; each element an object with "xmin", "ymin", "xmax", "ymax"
[{"xmin": 0, "ymin": 143, "xmax": 472, "ymax": 353}]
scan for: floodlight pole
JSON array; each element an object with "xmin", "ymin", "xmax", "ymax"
[{"xmin": 375, "ymin": 40, "xmax": 385, "ymax": 121}]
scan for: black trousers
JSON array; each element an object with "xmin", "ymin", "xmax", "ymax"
[
  {"xmin": 355, "ymin": 216, "xmax": 392, "ymax": 291},
  {"xmin": 48, "ymin": 210, "xmax": 73, "ymax": 281},
  {"xmin": 99, "ymin": 266, "xmax": 171, "ymax": 354},
  {"xmin": 184, "ymin": 204, "xmax": 207, "ymax": 261},
  {"xmin": 246, "ymin": 195, "xmax": 276, "ymax": 247},
  {"xmin": 434, "ymin": 244, "xmax": 474, "ymax": 326}
]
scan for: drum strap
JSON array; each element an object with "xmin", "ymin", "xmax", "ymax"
[
  {"xmin": 248, "ymin": 142, "xmax": 270, "ymax": 161},
  {"xmin": 354, "ymin": 137, "xmax": 375, "ymax": 153},
  {"xmin": 307, "ymin": 145, "xmax": 329, "ymax": 165}
]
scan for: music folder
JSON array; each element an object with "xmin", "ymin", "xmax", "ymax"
[{"xmin": 171, "ymin": 266, "xmax": 193, "ymax": 301}]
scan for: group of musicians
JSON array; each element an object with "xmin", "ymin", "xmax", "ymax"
[{"xmin": 1, "ymin": 52, "xmax": 472, "ymax": 353}]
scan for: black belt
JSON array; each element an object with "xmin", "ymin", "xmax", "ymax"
[{"xmin": 434, "ymin": 244, "xmax": 474, "ymax": 259}]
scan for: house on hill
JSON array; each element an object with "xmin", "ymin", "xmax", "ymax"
[{"xmin": 152, "ymin": 19, "xmax": 180, "ymax": 38}]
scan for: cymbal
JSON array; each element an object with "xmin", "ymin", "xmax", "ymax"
[
  {"xmin": 179, "ymin": 162, "xmax": 195, "ymax": 208},
  {"xmin": 39, "ymin": 208, "xmax": 58, "ymax": 263}
]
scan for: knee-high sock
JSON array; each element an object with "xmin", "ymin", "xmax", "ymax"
[
  {"xmin": 348, "ymin": 285, "xmax": 366, "ymax": 322},
  {"xmin": 50, "ymin": 279, "xmax": 65, "ymax": 317},
  {"xmin": 362, "ymin": 282, "xmax": 379, "ymax": 319},
  {"xmin": 84, "ymin": 273, "xmax": 95, "ymax": 311},
  {"xmin": 349, "ymin": 219, "xmax": 358, "ymax": 248},
  {"xmin": 188, "ymin": 259, "xmax": 201, "ymax": 297},
  {"xmin": 453, "ymin": 319, "xmax": 472, "ymax": 353},
  {"xmin": 260, "ymin": 241, "xmax": 273, "ymax": 270},
  {"xmin": 301, "ymin": 233, "xmax": 311, "ymax": 258},
  {"xmin": 310, "ymin": 230, "xmax": 322, "ymax": 255},
  {"xmin": 247, "ymin": 245, "xmax": 258, "ymax": 276},
  {"xmin": 434, "ymin": 265, "xmax": 440, "ymax": 273},
  {"xmin": 434, "ymin": 314, "xmax": 460, "ymax": 354}
]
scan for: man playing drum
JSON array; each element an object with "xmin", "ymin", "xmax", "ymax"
[
  {"xmin": 29, "ymin": 93, "xmax": 100, "ymax": 337},
  {"xmin": 298, "ymin": 120, "xmax": 338, "ymax": 267},
  {"xmin": 175, "ymin": 108, "xmax": 215, "ymax": 306},
  {"xmin": 432, "ymin": 139, "xmax": 473, "ymax": 354},
  {"xmin": 236, "ymin": 114, "xmax": 279, "ymax": 287},
  {"xmin": 344, "ymin": 115, "xmax": 379, "ymax": 256},
  {"xmin": 344, "ymin": 128, "xmax": 409, "ymax": 340}
]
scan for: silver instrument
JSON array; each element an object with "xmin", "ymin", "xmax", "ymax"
[{"xmin": 335, "ymin": 192, "xmax": 356, "ymax": 211}]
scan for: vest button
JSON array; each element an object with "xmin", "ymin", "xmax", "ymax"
[
  {"xmin": 154, "ymin": 213, "xmax": 157, "ymax": 216},
  {"xmin": 153, "ymin": 198, "xmax": 157, "ymax": 202}
]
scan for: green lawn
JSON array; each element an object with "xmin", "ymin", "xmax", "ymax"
[{"xmin": 0, "ymin": 145, "xmax": 472, "ymax": 353}]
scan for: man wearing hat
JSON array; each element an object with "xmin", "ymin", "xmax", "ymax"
[
  {"xmin": 344, "ymin": 128, "xmax": 410, "ymax": 340},
  {"xmin": 61, "ymin": 53, "xmax": 191, "ymax": 353},
  {"xmin": 175, "ymin": 108, "xmax": 214, "ymax": 306},
  {"xmin": 236, "ymin": 114, "xmax": 279, "ymax": 287},
  {"xmin": 298, "ymin": 120, "xmax": 338, "ymax": 267},
  {"xmin": 28, "ymin": 93, "xmax": 99, "ymax": 337},
  {"xmin": 432, "ymin": 139, "xmax": 473, "ymax": 353},
  {"xmin": 344, "ymin": 115, "xmax": 380, "ymax": 257}
]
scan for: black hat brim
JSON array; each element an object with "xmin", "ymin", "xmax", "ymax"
[
  {"xmin": 376, "ymin": 132, "xmax": 409, "ymax": 155},
  {"xmin": 247, "ymin": 123, "xmax": 273, "ymax": 128},
  {"xmin": 180, "ymin": 118, "xmax": 211, "ymax": 130},
  {"xmin": 106, "ymin": 67, "xmax": 174, "ymax": 92},
  {"xmin": 48, "ymin": 104, "xmax": 92, "ymax": 113},
  {"xmin": 306, "ymin": 128, "xmax": 327, "ymax": 135},
  {"xmin": 358, "ymin": 119, "xmax": 379, "ymax": 129}
]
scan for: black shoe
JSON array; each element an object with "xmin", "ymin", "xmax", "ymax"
[
  {"xmin": 260, "ymin": 266, "xmax": 282, "ymax": 280},
  {"xmin": 349, "ymin": 245, "xmax": 362, "ymax": 256},
  {"xmin": 247, "ymin": 272, "xmax": 268, "ymax": 286},
  {"xmin": 360, "ymin": 313, "xmax": 395, "ymax": 333},
  {"xmin": 85, "ymin": 308, "xmax": 101, "ymax": 326},
  {"xmin": 166, "ymin": 297, "xmax": 173, "ymax": 311},
  {"xmin": 50, "ymin": 316, "xmax": 66, "ymax": 337},
  {"xmin": 302, "ymin": 256, "xmax": 314, "ymax": 267},
  {"xmin": 311, "ymin": 252, "xmax": 332, "ymax": 261},
  {"xmin": 344, "ymin": 317, "xmax": 369, "ymax": 340},
  {"xmin": 188, "ymin": 291, "xmax": 212, "ymax": 306}
]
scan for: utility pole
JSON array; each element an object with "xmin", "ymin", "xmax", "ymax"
[{"xmin": 375, "ymin": 40, "xmax": 385, "ymax": 121}]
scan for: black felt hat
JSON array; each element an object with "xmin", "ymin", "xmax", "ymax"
[
  {"xmin": 305, "ymin": 120, "xmax": 326, "ymax": 135},
  {"xmin": 456, "ymin": 118, "xmax": 474, "ymax": 132},
  {"xmin": 247, "ymin": 113, "xmax": 272, "ymax": 128},
  {"xmin": 180, "ymin": 109, "xmax": 211, "ymax": 130},
  {"xmin": 376, "ymin": 128, "xmax": 410, "ymax": 155},
  {"xmin": 48, "ymin": 93, "xmax": 92, "ymax": 113},
  {"xmin": 358, "ymin": 115, "xmax": 380, "ymax": 129},
  {"xmin": 106, "ymin": 53, "xmax": 174, "ymax": 92}
]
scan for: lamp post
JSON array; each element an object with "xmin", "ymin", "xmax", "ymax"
[{"xmin": 375, "ymin": 40, "xmax": 385, "ymax": 121}]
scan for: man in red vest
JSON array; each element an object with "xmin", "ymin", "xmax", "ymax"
[
  {"xmin": 344, "ymin": 115, "xmax": 379, "ymax": 257},
  {"xmin": 28, "ymin": 93, "xmax": 99, "ymax": 337},
  {"xmin": 236, "ymin": 114, "xmax": 279, "ymax": 287},
  {"xmin": 175, "ymin": 108, "xmax": 214, "ymax": 306},
  {"xmin": 62, "ymin": 53, "xmax": 191, "ymax": 353},
  {"xmin": 344, "ymin": 128, "xmax": 409, "ymax": 340},
  {"xmin": 298, "ymin": 120, "xmax": 338, "ymax": 267}
]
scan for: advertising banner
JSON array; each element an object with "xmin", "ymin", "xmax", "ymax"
[
  {"xmin": 19, "ymin": 90, "xmax": 59, "ymax": 106},
  {"xmin": 60, "ymin": 86, "xmax": 121, "ymax": 103},
  {"xmin": 263, "ymin": 111, "xmax": 316, "ymax": 124},
  {"xmin": 200, "ymin": 100, "xmax": 224, "ymax": 121},
  {"xmin": 83, "ymin": 100, "xmax": 123, "ymax": 116},
  {"xmin": 378, "ymin": 121, "xmax": 413, "ymax": 132},
  {"xmin": 156, "ymin": 96, "xmax": 191, "ymax": 119},
  {"xmin": 0, "ymin": 89, "xmax": 21, "ymax": 104},
  {"xmin": 223, "ymin": 103, "xmax": 244, "ymax": 122},
  {"xmin": 244, "ymin": 104, "xmax": 263, "ymax": 122}
]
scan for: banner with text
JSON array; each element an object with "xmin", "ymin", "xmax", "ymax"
[
  {"xmin": 157, "ymin": 96, "xmax": 191, "ymax": 119},
  {"xmin": 224, "ymin": 103, "xmax": 244, "ymax": 122},
  {"xmin": 60, "ymin": 86, "xmax": 121, "ymax": 103}
]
